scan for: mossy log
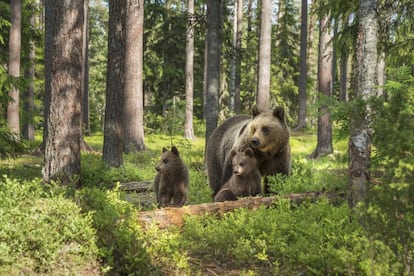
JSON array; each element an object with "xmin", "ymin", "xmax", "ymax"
[{"xmin": 137, "ymin": 191, "xmax": 345, "ymax": 229}]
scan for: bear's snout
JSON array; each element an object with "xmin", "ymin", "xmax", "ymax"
[
  {"xmin": 250, "ymin": 138, "xmax": 260, "ymax": 147},
  {"xmin": 233, "ymin": 166, "xmax": 241, "ymax": 175},
  {"xmin": 155, "ymin": 166, "xmax": 161, "ymax": 172}
]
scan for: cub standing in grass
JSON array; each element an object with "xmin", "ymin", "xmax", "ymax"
[
  {"xmin": 154, "ymin": 146, "xmax": 189, "ymax": 207},
  {"xmin": 214, "ymin": 148, "xmax": 262, "ymax": 202}
]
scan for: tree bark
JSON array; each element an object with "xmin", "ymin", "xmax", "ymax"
[
  {"xmin": 7, "ymin": 0, "xmax": 22, "ymax": 135},
  {"xmin": 43, "ymin": 0, "xmax": 84, "ymax": 186},
  {"xmin": 229, "ymin": 0, "xmax": 243, "ymax": 114},
  {"xmin": 23, "ymin": 6, "xmax": 36, "ymax": 141},
  {"xmin": 339, "ymin": 47, "xmax": 349, "ymax": 102},
  {"xmin": 103, "ymin": 0, "xmax": 126, "ymax": 167},
  {"xmin": 296, "ymin": 0, "xmax": 308, "ymax": 130},
  {"xmin": 234, "ymin": 0, "xmax": 243, "ymax": 114},
  {"xmin": 348, "ymin": 0, "xmax": 378, "ymax": 208},
  {"xmin": 123, "ymin": 0, "xmax": 145, "ymax": 152},
  {"xmin": 81, "ymin": 0, "xmax": 90, "ymax": 136},
  {"xmin": 205, "ymin": 0, "xmax": 222, "ymax": 144},
  {"xmin": 256, "ymin": 0, "xmax": 272, "ymax": 110},
  {"xmin": 309, "ymin": 12, "xmax": 333, "ymax": 159},
  {"xmin": 184, "ymin": 0, "xmax": 196, "ymax": 140},
  {"xmin": 376, "ymin": 51, "xmax": 385, "ymax": 97},
  {"xmin": 137, "ymin": 192, "xmax": 345, "ymax": 229}
]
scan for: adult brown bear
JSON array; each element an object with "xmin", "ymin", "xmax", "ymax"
[{"xmin": 206, "ymin": 106, "xmax": 291, "ymax": 198}]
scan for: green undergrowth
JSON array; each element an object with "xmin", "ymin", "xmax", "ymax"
[
  {"xmin": 0, "ymin": 176, "xmax": 99, "ymax": 275},
  {"xmin": 0, "ymin": 130, "xmax": 410, "ymax": 274}
]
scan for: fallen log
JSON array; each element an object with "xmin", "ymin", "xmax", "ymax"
[
  {"xmin": 119, "ymin": 181, "xmax": 153, "ymax": 192},
  {"xmin": 137, "ymin": 191, "xmax": 346, "ymax": 229}
]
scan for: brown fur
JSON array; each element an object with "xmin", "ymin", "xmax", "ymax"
[
  {"xmin": 154, "ymin": 146, "xmax": 189, "ymax": 207},
  {"xmin": 206, "ymin": 106, "xmax": 291, "ymax": 198},
  {"xmin": 214, "ymin": 148, "xmax": 261, "ymax": 202}
]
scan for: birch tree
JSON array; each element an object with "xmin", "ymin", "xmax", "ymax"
[{"xmin": 348, "ymin": 0, "xmax": 378, "ymax": 208}]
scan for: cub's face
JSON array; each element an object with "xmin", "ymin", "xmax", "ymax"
[
  {"xmin": 248, "ymin": 112, "xmax": 287, "ymax": 153},
  {"xmin": 155, "ymin": 147, "xmax": 180, "ymax": 173},
  {"xmin": 231, "ymin": 149, "xmax": 256, "ymax": 176}
]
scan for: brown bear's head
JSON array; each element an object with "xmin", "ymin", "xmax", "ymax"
[
  {"xmin": 230, "ymin": 148, "xmax": 257, "ymax": 176},
  {"xmin": 248, "ymin": 106, "xmax": 289, "ymax": 155},
  {"xmin": 155, "ymin": 146, "xmax": 181, "ymax": 173}
]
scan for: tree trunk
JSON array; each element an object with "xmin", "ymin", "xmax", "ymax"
[
  {"xmin": 137, "ymin": 192, "xmax": 345, "ymax": 229},
  {"xmin": 296, "ymin": 0, "xmax": 308, "ymax": 130},
  {"xmin": 348, "ymin": 0, "xmax": 378, "ymax": 208},
  {"xmin": 23, "ymin": 8, "xmax": 36, "ymax": 141},
  {"xmin": 184, "ymin": 0, "xmax": 196, "ymax": 140},
  {"xmin": 234, "ymin": 0, "xmax": 243, "ymax": 114},
  {"xmin": 309, "ymin": 13, "xmax": 333, "ymax": 159},
  {"xmin": 229, "ymin": 0, "xmax": 237, "ymax": 113},
  {"xmin": 376, "ymin": 51, "xmax": 385, "ymax": 97},
  {"xmin": 339, "ymin": 47, "xmax": 349, "ymax": 102},
  {"xmin": 256, "ymin": 0, "xmax": 272, "ymax": 110},
  {"xmin": 205, "ymin": 0, "xmax": 222, "ymax": 144},
  {"xmin": 202, "ymin": 23, "xmax": 208, "ymax": 120},
  {"xmin": 229, "ymin": 0, "xmax": 243, "ymax": 114},
  {"xmin": 81, "ymin": 0, "xmax": 91, "ymax": 136},
  {"xmin": 43, "ymin": 0, "xmax": 84, "ymax": 186},
  {"xmin": 7, "ymin": 0, "xmax": 22, "ymax": 135},
  {"xmin": 103, "ymin": 0, "xmax": 126, "ymax": 167},
  {"xmin": 123, "ymin": 0, "xmax": 145, "ymax": 152}
]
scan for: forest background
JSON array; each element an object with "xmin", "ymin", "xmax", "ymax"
[{"xmin": 0, "ymin": 0, "xmax": 413, "ymax": 275}]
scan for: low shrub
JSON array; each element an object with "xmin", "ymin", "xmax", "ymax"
[
  {"xmin": 0, "ymin": 176, "xmax": 99, "ymax": 274},
  {"xmin": 182, "ymin": 200, "xmax": 399, "ymax": 275}
]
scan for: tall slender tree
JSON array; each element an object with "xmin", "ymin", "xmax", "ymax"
[
  {"xmin": 309, "ymin": 12, "xmax": 333, "ymax": 159},
  {"xmin": 256, "ymin": 0, "xmax": 272, "ymax": 110},
  {"xmin": 43, "ymin": 0, "xmax": 84, "ymax": 185},
  {"xmin": 229, "ymin": 0, "xmax": 243, "ymax": 114},
  {"xmin": 123, "ymin": 0, "xmax": 145, "ymax": 152},
  {"xmin": 296, "ymin": 0, "xmax": 308, "ymax": 130},
  {"xmin": 103, "ymin": 0, "xmax": 125, "ymax": 167},
  {"xmin": 205, "ymin": 0, "xmax": 222, "ymax": 145},
  {"xmin": 7, "ymin": 0, "xmax": 22, "ymax": 135},
  {"xmin": 184, "ymin": 0, "xmax": 196, "ymax": 140},
  {"xmin": 339, "ymin": 19, "xmax": 350, "ymax": 102},
  {"xmin": 23, "ymin": 5, "xmax": 36, "ymax": 141},
  {"xmin": 81, "ymin": 0, "xmax": 90, "ymax": 136},
  {"xmin": 234, "ymin": 0, "xmax": 243, "ymax": 114},
  {"xmin": 348, "ymin": 0, "xmax": 378, "ymax": 208}
]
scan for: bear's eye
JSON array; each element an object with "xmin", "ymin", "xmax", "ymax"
[
  {"xmin": 163, "ymin": 158, "xmax": 168, "ymax": 164},
  {"xmin": 239, "ymin": 162, "xmax": 245, "ymax": 167},
  {"xmin": 261, "ymin": 126, "xmax": 269, "ymax": 134}
]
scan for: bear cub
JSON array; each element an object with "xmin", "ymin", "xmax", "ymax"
[
  {"xmin": 154, "ymin": 146, "xmax": 189, "ymax": 207},
  {"xmin": 214, "ymin": 148, "xmax": 261, "ymax": 202}
]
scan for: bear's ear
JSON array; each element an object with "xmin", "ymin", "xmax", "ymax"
[
  {"xmin": 245, "ymin": 148, "xmax": 254, "ymax": 158},
  {"xmin": 162, "ymin": 147, "xmax": 168, "ymax": 153},
  {"xmin": 273, "ymin": 106, "xmax": 286, "ymax": 122},
  {"xmin": 251, "ymin": 105, "xmax": 262, "ymax": 118},
  {"xmin": 171, "ymin": 146, "xmax": 180, "ymax": 157}
]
